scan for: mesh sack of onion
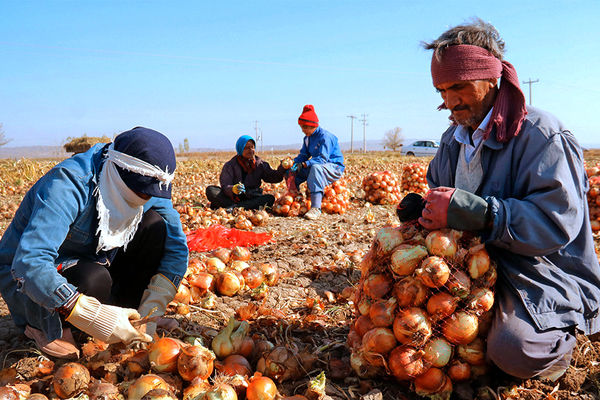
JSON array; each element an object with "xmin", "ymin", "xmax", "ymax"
[
  {"xmin": 348, "ymin": 222, "xmax": 496, "ymax": 400},
  {"xmin": 273, "ymin": 179, "xmax": 350, "ymax": 216},
  {"xmin": 362, "ymin": 171, "xmax": 402, "ymax": 205},
  {"xmin": 401, "ymin": 163, "xmax": 429, "ymax": 195},
  {"xmin": 587, "ymin": 175, "xmax": 600, "ymax": 234}
]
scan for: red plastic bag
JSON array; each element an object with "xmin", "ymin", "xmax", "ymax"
[{"xmin": 186, "ymin": 224, "xmax": 273, "ymax": 252}]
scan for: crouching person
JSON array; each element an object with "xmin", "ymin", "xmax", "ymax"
[{"xmin": 0, "ymin": 127, "xmax": 189, "ymax": 358}]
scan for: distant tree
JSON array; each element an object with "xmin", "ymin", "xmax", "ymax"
[
  {"xmin": 178, "ymin": 143, "xmax": 184, "ymax": 154},
  {"xmin": 383, "ymin": 127, "xmax": 404, "ymax": 151},
  {"xmin": 0, "ymin": 123, "xmax": 11, "ymax": 147},
  {"xmin": 183, "ymin": 138, "xmax": 190, "ymax": 153}
]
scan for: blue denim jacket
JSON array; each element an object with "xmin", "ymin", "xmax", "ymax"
[
  {"xmin": 0, "ymin": 144, "xmax": 188, "ymax": 340},
  {"xmin": 294, "ymin": 127, "xmax": 345, "ymax": 171}
]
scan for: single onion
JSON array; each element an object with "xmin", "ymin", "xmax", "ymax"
[
  {"xmin": 256, "ymin": 346, "xmax": 302, "ymax": 382},
  {"xmin": 357, "ymin": 295, "xmax": 372, "ymax": 316},
  {"xmin": 442, "ymin": 311, "xmax": 479, "ymax": 345},
  {"xmin": 354, "ymin": 315, "xmax": 376, "ymax": 337},
  {"xmin": 242, "ymin": 266, "xmax": 265, "ymax": 289},
  {"xmin": 416, "ymin": 257, "xmax": 450, "ymax": 288},
  {"xmin": 52, "ymin": 362, "xmax": 90, "ymax": 399},
  {"xmin": 467, "ymin": 287, "xmax": 495, "ymax": 315},
  {"xmin": 426, "ymin": 292, "xmax": 459, "ymax": 321},
  {"xmin": 238, "ymin": 336, "xmax": 255, "ymax": 359},
  {"xmin": 414, "ymin": 367, "xmax": 450, "ymax": 397},
  {"xmin": 471, "ymin": 363, "xmax": 490, "ymax": 378},
  {"xmin": 190, "ymin": 272, "xmax": 215, "ymax": 293},
  {"xmin": 467, "ymin": 246, "xmax": 490, "ymax": 279},
  {"xmin": 0, "ymin": 387, "xmax": 18, "ymax": 400},
  {"xmin": 204, "ymin": 383, "xmax": 238, "ymax": 400},
  {"xmin": 246, "ymin": 373, "xmax": 278, "ymax": 400},
  {"xmin": 212, "ymin": 317, "xmax": 250, "ymax": 359},
  {"xmin": 369, "ymin": 297, "xmax": 397, "ymax": 327},
  {"xmin": 128, "ymin": 374, "xmax": 170, "ymax": 400},
  {"xmin": 140, "ymin": 388, "xmax": 177, "ymax": 400},
  {"xmin": 216, "ymin": 354, "xmax": 252, "ymax": 376},
  {"xmin": 281, "ymin": 157, "xmax": 294, "ymax": 169},
  {"xmin": 425, "ymin": 230, "xmax": 458, "ymax": 258},
  {"xmin": 374, "ymin": 226, "xmax": 404, "ymax": 256},
  {"xmin": 392, "ymin": 308, "xmax": 432, "ymax": 347},
  {"xmin": 362, "ymin": 327, "xmax": 397, "ymax": 356},
  {"xmin": 394, "ymin": 276, "xmax": 429, "ymax": 307},
  {"xmin": 446, "ymin": 269, "xmax": 472, "ymax": 299},
  {"xmin": 211, "ymin": 248, "xmax": 232, "ymax": 264},
  {"xmin": 183, "ymin": 379, "xmax": 211, "ymax": 400},
  {"xmin": 350, "ymin": 349, "xmax": 383, "ymax": 378},
  {"xmin": 347, "ymin": 328, "xmax": 362, "ymax": 350},
  {"xmin": 458, "ymin": 337, "xmax": 485, "ymax": 365},
  {"xmin": 177, "ymin": 344, "xmax": 216, "ymax": 381},
  {"xmin": 206, "ymin": 257, "xmax": 227, "ymax": 273},
  {"xmin": 422, "ymin": 337, "xmax": 453, "ymax": 368},
  {"xmin": 230, "ymin": 260, "xmax": 250, "ymax": 272},
  {"xmin": 388, "ymin": 346, "xmax": 429, "ymax": 381},
  {"xmin": 258, "ymin": 263, "xmax": 279, "ymax": 286},
  {"xmin": 447, "ymin": 359, "xmax": 471, "ymax": 382},
  {"xmin": 390, "ymin": 245, "xmax": 428, "ymax": 276},
  {"xmin": 232, "ymin": 246, "xmax": 252, "ymax": 261},
  {"xmin": 363, "ymin": 273, "xmax": 393, "ymax": 299},
  {"xmin": 148, "ymin": 337, "xmax": 181, "ymax": 373},
  {"xmin": 216, "ymin": 271, "xmax": 243, "ymax": 296}
]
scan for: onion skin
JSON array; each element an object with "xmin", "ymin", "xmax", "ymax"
[
  {"xmin": 216, "ymin": 271, "xmax": 242, "ymax": 296},
  {"xmin": 374, "ymin": 227, "xmax": 405, "ymax": 256},
  {"xmin": 369, "ymin": 297, "xmax": 397, "ymax": 327},
  {"xmin": 392, "ymin": 308, "xmax": 432, "ymax": 347},
  {"xmin": 458, "ymin": 338, "xmax": 486, "ymax": 365},
  {"xmin": 246, "ymin": 374, "xmax": 278, "ymax": 400},
  {"xmin": 148, "ymin": 338, "xmax": 181, "ymax": 373},
  {"xmin": 426, "ymin": 292, "xmax": 459, "ymax": 321},
  {"xmin": 425, "ymin": 230, "xmax": 458, "ymax": 258},
  {"xmin": 416, "ymin": 257, "xmax": 450, "ymax": 288},
  {"xmin": 363, "ymin": 273, "xmax": 393, "ymax": 299},
  {"xmin": 204, "ymin": 383, "xmax": 238, "ymax": 400},
  {"xmin": 182, "ymin": 379, "xmax": 211, "ymax": 400},
  {"xmin": 442, "ymin": 311, "xmax": 479, "ymax": 345},
  {"xmin": 448, "ymin": 359, "xmax": 471, "ymax": 382},
  {"xmin": 242, "ymin": 266, "xmax": 265, "ymax": 289},
  {"xmin": 128, "ymin": 374, "xmax": 170, "ymax": 400},
  {"xmin": 362, "ymin": 327, "xmax": 398, "ymax": 356},
  {"xmin": 394, "ymin": 276, "xmax": 429, "ymax": 307},
  {"xmin": 256, "ymin": 346, "xmax": 303, "ymax": 382},
  {"xmin": 467, "ymin": 247, "xmax": 490, "ymax": 279},
  {"xmin": 390, "ymin": 245, "xmax": 428, "ymax": 276},
  {"xmin": 446, "ymin": 269, "xmax": 472, "ymax": 299},
  {"xmin": 357, "ymin": 295, "xmax": 372, "ymax": 316},
  {"xmin": 211, "ymin": 248, "xmax": 232, "ymax": 264},
  {"xmin": 354, "ymin": 315, "xmax": 376, "ymax": 337},
  {"xmin": 53, "ymin": 362, "xmax": 90, "ymax": 399},
  {"xmin": 414, "ymin": 367, "xmax": 450, "ymax": 398},
  {"xmin": 423, "ymin": 337, "xmax": 453, "ymax": 368},
  {"xmin": 215, "ymin": 354, "xmax": 253, "ymax": 377},
  {"xmin": 177, "ymin": 344, "xmax": 216, "ymax": 381},
  {"xmin": 350, "ymin": 350, "xmax": 383, "ymax": 378},
  {"xmin": 467, "ymin": 287, "xmax": 495, "ymax": 315},
  {"xmin": 388, "ymin": 346, "xmax": 429, "ymax": 381}
]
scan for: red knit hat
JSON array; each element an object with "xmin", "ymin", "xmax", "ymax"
[{"xmin": 298, "ymin": 104, "xmax": 319, "ymax": 127}]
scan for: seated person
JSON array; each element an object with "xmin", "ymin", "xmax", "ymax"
[
  {"xmin": 206, "ymin": 135, "xmax": 286, "ymax": 210},
  {"xmin": 292, "ymin": 104, "xmax": 345, "ymax": 220}
]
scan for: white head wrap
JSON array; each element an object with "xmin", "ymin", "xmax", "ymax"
[{"xmin": 95, "ymin": 143, "xmax": 175, "ymax": 253}]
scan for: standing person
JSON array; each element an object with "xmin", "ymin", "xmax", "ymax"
[
  {"xmin": 0, "ymin": 127, "xmax": 188, "ymax": 359},
  {"xmin": 292, "ymin": 104, "xmax": 345, "ymax": 220},
  {"xmin": 206, "ymin": 135, "xmax": 287, "ymax": 210},
  {"xmin": 416, "ymin": 19, "xmax": 600, "ymax": 380}
]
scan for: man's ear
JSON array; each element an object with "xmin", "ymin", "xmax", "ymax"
[{"xmin": 488, "ymin": 77, "xmax": 498, "ymax": 87}]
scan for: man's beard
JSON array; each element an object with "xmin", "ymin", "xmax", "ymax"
[{"xmin": 451, "ymin": 106, "xmax": 489, "ymax": 129}]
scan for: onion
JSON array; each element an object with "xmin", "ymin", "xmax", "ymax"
[
  {"xmin": 140, "ymin": 388, "xmax": 177, "ymax": 400},
  {"xmin": 363, "ymin": 273, "xmax": 393, "ymax": 299},
  {"xmin": 413, "ymin": 367, "xmax": 450, "ymax": 397},
  {"xmin": 392, "ymin": 308, "xmax": 432, "ymax": 347},
  {"xmin": 238, "ymin": 336, "xmax": 255, "ymax": 359},
  {"xmin": 216, "ymin": 354, "xmax": 252, "ymax": 376},
  {"xmin": 388, "ymin": 346, "xmax": 429, "ymax": 381},
  {"xmin": 416, "ymin": 257, "xmax": 450, "ymax": 288},
  {"xmin": 477, "ymin": 310, "xmax": 494, "ymax": 337},
  {"xmin": 173, "ymin": 284, "xmax": 191, "ymax": 304},
  {"xmin": 216, "ymin": 271, "xmax": 243, "ymax": 296},
  {"xmin": 446, "ymin": 269, "xmax": 472, "ymax": 299},
  {"xmin": 183, "ymin": 380, "xmax": 211, "ymax": 400},
  {"xmin": 212, "ymin": 317, "xmax": 250, "ymax": 359},
  {"xmin": 281, "ymin": 157, "xmax": 293, "ymax": 169},
  {"xmin": 467, "ymin": 287, "xmax": 495, "ymax": 315},
  {"xmin": 393, "ymin": 276, "xmax": 429, "ymax": 307},
  {"xmin": 52, "ymin": 362, "xmax": 90, "ymax": 399},
  {"xmin": 422, "ymin": 338, "xmax": 453, "ymax": 368},
  {"xmin": 252, "ymin": 339, "xmax": 275, "ymax": 361},
  {"xmin": 347, "ymin": 328, "xmax": 362, "ymax": 350},
  {"xmin": 231, "ymin": 246, "xmax": 251, "ymax": 261},
  {"xmin": 206, "ymin": 257, "xmax": 227, "ymax": 273},
  {"xmin": 177, "ymin": 344, "xmax": 216, "ymax": 381},
  {"xmin": 457, "ymin": 337, "xmax": 485, "ymax": 365},
  {"xmin": 257, "ymin": 263, "xmax": 279, "ymax": 286},
  {"xmin": 362, "ymin": 327, "xmax": 397, "ymax": 356},
  {"xmin": 426, "ymin": 292, "xmax": 459, "ymax": 321},
  {"xmin": 425, "ymin": 230, "xmax": 458, "ymax": 258},
  {"xmin": 256, "ymin": 346, "xmax": 302, "ymax": 382},
  {"xmin": 357, "ymin": 295, "xmax": 372, "ymax": 316},
  {"xmin": 148, "ymin": 338, "xmax": 181, "ymax": 373},
  {"xmin": 354, "ymin": 315, "xmax": 376, "ymax": 337},
  {"xmin": 26, "ymin": 394, "xmax": 48, "ymax": 400},
  {"xmin": 247, "ymin": 374, "xmax": 278, "ymax": 400},
  {"xmin": 442, "ymin": 311, "xmax": 479, "ymax": 345},
  {"xmin": 190, "ymin": 272, "xmax": 215, "ymax": 293},
  {"xmin": 390, "ymin": 245, "xmax": 428, "ymax": 276},
  {"xmin": 204, "ymin": 383, "xmax": 238, "ymax": 400},
  {"xmin": 0, "ymin": 387, "xmax": 18, "ymax": 400},
  {"xmin": 211, "ymin": 248, "xmax": 232, "ymax": 264},
  {"xmin": 479, "ymin": 263, "xmax": 497, "ymax": 288},
  {"xmin": 242, "ymin": 266, "xmax": 265, "ymax": 289},
  {"xmin": 230, "ymin": 260, "xmax": 250, "ymax": 272},
  {"xmin": 128, "ymin": 374, "xmax": 170, "ymax": 400},
  {"xmin": 467, "ymin": 246, "xmax": 490, "ymax": 279},
  {"xmin": 447, "ymin": 359, "xmax": 471, "ymax": 382},
  {"xmin": 126, "ymin": 350, "xmax": 150, "ymax": 378},
  {"xmin": 350, "ymin": 349, "xmax": 383, "ymax": 378},
  {"xmin": 374, "ymin": 226, "xmax": 404, "ymax": 256},
  {"xmin": 369, "ymin": 297, "xmax": 397, "ymax": 327}
]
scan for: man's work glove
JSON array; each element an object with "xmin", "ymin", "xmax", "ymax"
[
  {"xmin": 397, "ymin": 193, "xmax": 427, "ymax": 222},
  {"xmin": 137, "ymin": 274, "xmax": 178, "ymax": 337},
  {"xmin": 419, "ymin": 187, "xmax": 490, "ymax": 231},
  {"xmin": 66, "ymin": 295, "xmax": 152, "ymax": 344},
  {"xmin": 232, "ymin": 183, "xmax": 246, "ymax": 195}
]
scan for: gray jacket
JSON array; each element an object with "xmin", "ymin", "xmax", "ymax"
[{"xmin": 427, "ymin": 106, "xmax": 600, "ymax": 335}]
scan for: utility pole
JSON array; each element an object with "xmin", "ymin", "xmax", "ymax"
[
  {"xmin": 522, "ymin": 78, "xmax": 539, "ymax": 105},
  {"xmin": 347, "ymin": 115, "xmax": 357, "ymax": 153},
  {"xmin": 360, "ymin": 114, "xmax": 368, "ymax": 153},
  {"xmin": 253, "ymin": 121, "xmax": 263, "ymax": 152}
]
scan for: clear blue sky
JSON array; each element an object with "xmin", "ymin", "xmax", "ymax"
[{"xmin": 1, "ymin": 1, "xmax": 599, "ymax": 150}]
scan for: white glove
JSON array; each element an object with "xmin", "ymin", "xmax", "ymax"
[
  {"xmin": 137, "ymin": 274, "xmax": 178, "ymax": 337},
  {"xmin": 66, "ymin": 295, "xmax": 152, "ymax": 344}
]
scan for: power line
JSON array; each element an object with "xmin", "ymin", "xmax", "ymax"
[
  {"xmin": 347, "ymin": 115, "xmax": 357, "ymax": 153},
  {"xmin": 522, "ymin": 78, "xmax": 539, "ymax": 105},
  {"xmin": 360, "ymin": 114, "xmax": 368, "ymax": 153}
]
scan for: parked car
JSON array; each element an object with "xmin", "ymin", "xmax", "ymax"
[{"xmin": 401, "ymin": 140, "xmax": 440, "ymax": 156}]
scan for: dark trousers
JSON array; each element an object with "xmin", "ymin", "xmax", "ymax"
[
  {"xmin": 205, "ymin": 185, "xmax": 275, "ymax": 210},
  {"xmin": 61, "ymin": 209, "xmax": 166, "ymax": 309}
]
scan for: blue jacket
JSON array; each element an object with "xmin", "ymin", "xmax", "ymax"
[
  {"xmin": 427, "ymin": 106, "xmax": 600, "ymax": 335},
  {"xmin": 0, "ymin": 144, "xmax": 188, "ymax": 340},
  {"xmin": 294, "ymin": 127, "xmax": 345, "ymax": 171}
]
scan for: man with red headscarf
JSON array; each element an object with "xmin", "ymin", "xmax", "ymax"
[{"xmin": 419, "ymin": 19, "xmax": 600, "ymax": 380}]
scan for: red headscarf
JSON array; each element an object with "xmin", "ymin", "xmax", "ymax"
[{"xmin": 431, "ymin": 44, "xmax": 527, "ymax": 143}]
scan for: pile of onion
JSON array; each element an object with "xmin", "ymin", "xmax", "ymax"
[
  {"xmin": 320, "ymin": 180, "xmax": 350, "ymax": 214},
  {"xmin": 348, "ymin": 225, "xmax": 497, "ymax": 399},
  {"xmin": 273, "ymin": 180, "xmax": 349, "ymax": 216},
  {"xmin": 400, "ymin": 163, "xmax": 429, "ymax": 194},
  {"xmin": 587, "ymin": 175, "xmax": 600, "ymax": 233},
  {"xmin": 272, "ymin": 192, "xmax": 310, "ymax": 217},
  {"xmin": 362, "ymin": 171, "xmax": 402, "ymax": 205}
]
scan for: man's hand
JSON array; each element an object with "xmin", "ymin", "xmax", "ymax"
[
  {"xmin": 418, "ymin": 187, "xmax": 455, "ymax": 230},
  {"xmin": 138, "ymin": 274, "xmax": 178, "ymax": 337},
  {"xmin": 66, "ymin": 295, "xmax": 152, "ymax": 344},
  {"xmin": 232, "ymin": 183, "xmax": 246, "ymax": 195},
  {"xmin": 291, "ymin": 162, "xmax": 304, "ymax": 172}
]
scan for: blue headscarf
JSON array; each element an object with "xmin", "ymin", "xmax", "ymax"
[{"xmin": 235, "ymin": 135, "xmax": 255, "ymax": 156}]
